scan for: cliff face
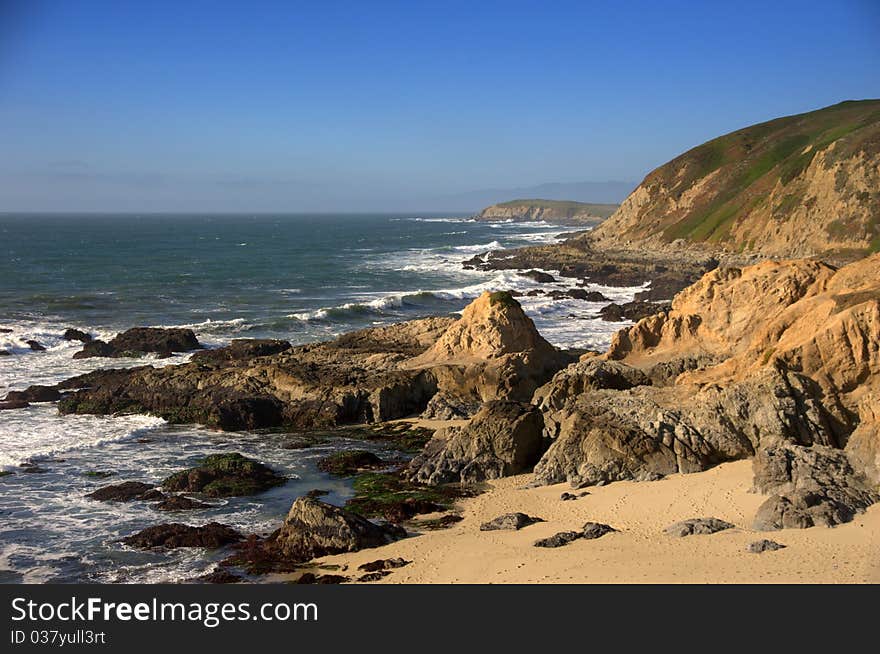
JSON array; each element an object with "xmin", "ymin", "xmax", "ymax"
[
  {"xmin": 589, "ymin": 100, "xmax": 880, "ymax": 260},
  {"xmin": 474, "ymin": 199, "xmax": 617, "ymax": 225}
]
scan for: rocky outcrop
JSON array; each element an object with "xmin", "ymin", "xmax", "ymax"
[
  {"xmin": 56, "ymin": 294, "xmax": 569, "ymax": 432},
  {"xmin": 86, "ymin": 481, "xmax": 156, "ymax": 502},
  {"xmin": 162, "ymin": 453, "xmax": 285, "ymax": 497},
  {"xmin": 63, "ymin": 328, "xmax": 92, "ymax": 343},
  {"xmin": 122, "ymin": 522, "xmax": 242, "ymax": 549},
  {"xmin": 752, "ymin": 444, "xmax": 878, "ymax": 530},
  {"xmin": 73, "ymin": 327, "xmax": 202, "ymax": 359},
  {"xmin": 474, "ymin": 200, "xmax": 617, "ymax": 225},
  {"xmin": 528, "ymin": 254, "xmax": 880, "ymax": 530},
  {"xmin": 270, "ymin": 497, "xmax": 404, "ymax": 561},
  {"xmin": 3, "ymin": 385, "xmax": 61, "ymax": 403},
  {"xmin": 409, "ymin": 401, "xmax": 546, "ymax": 485}
]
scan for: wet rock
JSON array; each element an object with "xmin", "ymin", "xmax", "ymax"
[
  {"xmin": 358, "ymin": 558, "xmax": 410, "ymax": 572},
  {"xmin": 155, "ymin": 495, "xmax": 212, "ymax": 511},
  {"xmin": 20, "ymin": 463, "xmax": 48, "ymax": 474},
  {"xmin": 82, "ymin": 470, "xmax": 116, "ymax": 479},
  {"xmin": 582, "ymin": 522, "xmax": 616, "ymax": 539},
  {"xmin": 316, "ymin": 450, "xmax": 385, "ymax": 476},
  {"xmin": 748, "ymin": 539, "xmax": 786, "ymax": 553},
  {"xmin": 162, "ymin": 453, "xmax": 285, "ymax": 497},
  {"xmin": 534, "ymin": 531, "xmax": 582, "ymax": 548},
  {"xmin": 0, "ymin": 350, "xmax": 10, "ymax": 356},
  {"xmin": 566, "ymin": 288, "xmax": 609, "ymax": 302},
  {"xmin": 73, "ymin": 327, "xmax": 201, "ymax": 359},
  {"xmin": 3, "ymin": 385, "xmax": 61, "ymax": 403},
  {"xmin": 138, "ymin": 489, "xmax": 166, "ymax": 501},
  {"xmin": 0, "ymin": 327, "xmax": 12, "ymax": 333},
  {"xmin": 0, "ymin": 400, "xmax": 29, "ymax": 411},
  {"xmin": 191, "ymin": 339, "xmax": 292, "ymax": 364},
  {"xmin": 409, "ymin": 401, "xmax": 546, "ymax": 485},
  {"xmin": 479, "ymin": 513, "xmax": 544, "ymax": 531},
  {"xmin": 26, "ymin": 340, "xmax": 46, "ymax": 352},
  {"xmin": 664, "ymin": 518, "xmax": 734, "ymax": 537},
  {"xmin": 272, "ymin": 497, "xmax": 405, "ymax": 562},
  {"xmin": 417, "ymin": 514, "xmax": 464, "ymax": 530},
  {"xmin": 305, "ymin": 489, "xmax": 330, "ymax": 499},
  {"xmin": 520, "ymin": 270, "xmax": 556, "ymax": 283},
  {"xmin": 63, "ymin": 328, "xmax": 93, "ymax": 343},
  {"xmin": 86, "ymin": 481, "xmax": 156, "ymax": 502},
  {"xmin": 599, "ymin": 301, "xmax": 670, "ymax": 322},
  {"xmin": 198, "ymin": 568, "xmax": 243, "ymax": 584},
  {"xmin": 122, "ymin": 522, "xmax": 243, "ymax": 549}
]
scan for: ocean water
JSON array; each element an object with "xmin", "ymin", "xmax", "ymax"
[{"xmin": 0, "ymin": 213, "xmax": 643, "ymax": 583}]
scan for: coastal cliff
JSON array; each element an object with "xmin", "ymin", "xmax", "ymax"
[{"xmin": 474, "ymin": 199, "xmax": 617, "ymax": 226}]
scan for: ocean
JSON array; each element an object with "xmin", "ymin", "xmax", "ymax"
[{"xmin": 0, "ymin": 213, "xmax": 643, "ymax": 582}]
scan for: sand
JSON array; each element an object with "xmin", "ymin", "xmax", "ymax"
[{"xmin": 300, "ymin": 460, "xmax": 880, "ymax": 583}]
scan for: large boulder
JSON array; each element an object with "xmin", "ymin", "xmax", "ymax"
[
  {"xmin": 73, "ymin": 327, "xmax": 201, "ymax": 359},
  {"xmin": 271, "ymin": 497, "xmax": 403, "ymax": 561},
  {"xmin": 409, "ymin": 401, "xmax": 546, "ymax": 485},
  {"xmin": 752, "ymin": 444, "xmax": 878, "ymax": 530},
  {"xmin": 122, "ymin": 522, "xmax": 242, "ymax": 549}
]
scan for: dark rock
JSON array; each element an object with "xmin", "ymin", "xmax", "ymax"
[
  {"xmin": 155, "ymin": 495, "xmax": 211, "ymax": 511},
  {"xmin": 73, "ymin": 327, "xmax": 201, "ymax": 359},
  {"xmin": 3, "ymin": 385, "xmax": 61, "ymax": 403},
  {"xmin": 294, "ymin": 573, "xmax": 348, "ymax": 584},
  {"xmin": 357, "ymin": 571, "xmax": 390, "ymax": 582},
  {"xmin": 748, "ymin": 539, "xmax": 786, "ymax": 553},
  {"xmin": 138, "ymin": 489, "xmax": 166, "ymax": 501},
  {"xmin": 664, "ymin": 518, "xmax": 734, "ymax": 537},
  {"xmin": 63, "ymin": 328, "xmax": 93, "ymax": 343},
  {"xmin": 272, "ymin": 497, "xmax": 404, "ymax": 562},
  {"xmin": 0, "ymin": 327, "xmax": 12, "ymax": 333},
  {"xmin": 316, "ymin": 450, "xmax": 385, "ymax": 476},
  {"xmin": 520, "ymin": 270, "xmax": 556, "ymax": 283},
  {"xmin": 417, "ymin": 514, "xmax": 464, "ymax": 530},
  {"xmin": 752, "ymin": 444, "xmax": 878, "ymax": 530},
  {"xmin": 198, "ymin": 569, "xmax": 243, "ymax": 584},
  {"xmin": 0, "ymin": 400, "xmax": 29, "ymax": 411},
  {"xmin": 534, "ymin": 531, "xmax": 582, "ymax": 548},
  {"xmin": 479, "ymin": 513, "xmax": 544, "ymax": 531},
  {"xmin": 560, "ymin": 492, "xmax": 578, "ymax": 501},
  {"xmin": 162, "ymin": 453, "xmax": 285, "ymax": 497},
  {"xmin": 122, "ymin": 522, "xmax": 243, "ymax": 549},
  {"xmin": 305, "ymin": 489, "xmax": 330, "ymax": 499},
  {"xmin": 358, "ymin": 558, "xmax": 410, "ymax": 572},
  {"xmin": 0, "ymin": 350, "xmax": 10, "ymax": 356},
  {"xmin": 26, "ymin": 340, "xmax": 46, "ymax": 352},
  {"xmin": 566, "ymin": 288, "xmax": 609, "ymax": 302},
  {"xmin": 191, "ymin": 339, "xmax": 292, "ymax": 364},
  {"xmin": 599, "ymin": 301, "xmax": 671, "ymax": 322},
  {"xmin": 409, "ymin": 401, "xmax": 546, "ymax": 485},
  {"xmin": 582, "ymin": 522, "xmax": 616, "ymax": 539},
  {"xmin": 20, "ymin": 463, "xmax": 48, "ymax": 474},
  {"xmin": 82, "ymin": 470, "xmax": 116, "ymax": 479},
  {"xmin": 86, "ymin": 481, "xmax": 155, "ymax": 502}
]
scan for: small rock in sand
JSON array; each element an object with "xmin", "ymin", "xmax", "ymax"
[{"xmin": 480, "ymin": 513, "xmax": 544, "ymax": 531}]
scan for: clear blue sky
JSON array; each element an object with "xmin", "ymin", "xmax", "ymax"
[{"xmin": 1, "ymin": 0, "xmax": 878, "ymax": 212}]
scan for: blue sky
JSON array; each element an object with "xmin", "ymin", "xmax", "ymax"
[{"xmin": 1, "ymin": 0, "xmax": 878, "ymax": 211}]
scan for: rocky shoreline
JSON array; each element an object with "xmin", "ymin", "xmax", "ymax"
[{"xmin": 2, "ymin": 250, "xmax": 879, "ymax": 583}]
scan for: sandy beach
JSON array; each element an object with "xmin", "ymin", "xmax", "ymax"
[{"xmin": 298, "ymin": 460, "xmax": 880, "ymax": 584}]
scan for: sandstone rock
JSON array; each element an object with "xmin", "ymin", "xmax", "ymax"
[
  {"xmin": 748, "ymin": 539, "xmax": 786, "ymax": 553},
  {"xmin": 122, "ymin": 522, "xmax": 242, "ymax": 549},
  {"xmin": 533, "ymin": 359, "xmax": 650, "ymax": 413},
  {"xmin": 479, "ymin": 513, "xmax": 544, "ymax": 531},
  {"xmin": 664, "ymin": 518, "xmax": 734, "ymax": 537},
  {"xmin": 409, "ymin": 401, "xmax": 546, "ymax": 485},
  {"xmin": 272, "ymin": 497, "xmax": 403, "ymax": 561},
  {"xmin": 599, "ymin": 301, "xmax": 670, "ymax": 323},
  {"xmin": 534, "ymin": 531, "xmax": 582, "ymax": 548},
  {"xmin": 420, "ymin": 392, "xmax": 481, "ymax": 420}
]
